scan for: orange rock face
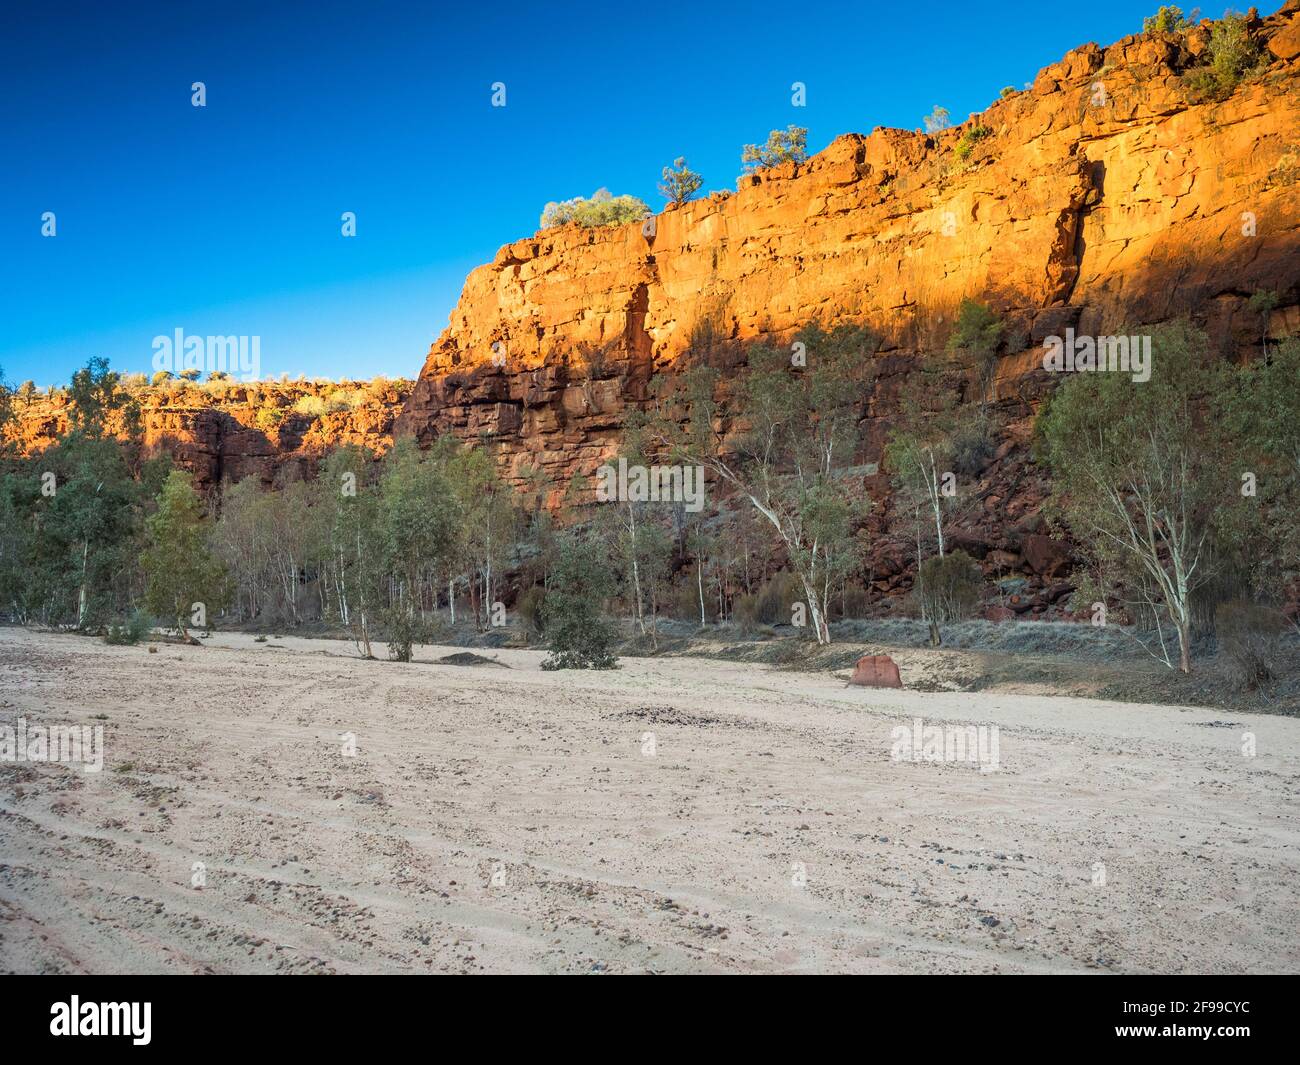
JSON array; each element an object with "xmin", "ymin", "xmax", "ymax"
[
  {"xmin": 399, "ymin": 6, "xmax": 1300, "ymax": 508},
  {"xmin": 6, "ymin": 380, "xmax": 405, "ymax": 489}
]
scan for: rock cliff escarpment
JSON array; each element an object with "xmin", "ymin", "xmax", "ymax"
[
  {"xmin": 6, "ymin": 380, "xmax": 404, "ymax": 489},
  {"xmin": 398, "ymin": 8, "xmax": 1300, "ymax": 489},
  {"xmin": 394, "ymin": 6, "xmax": 1300, "ymax": 609}
]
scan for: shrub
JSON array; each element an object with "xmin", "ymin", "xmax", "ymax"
[
  {"xmin": 915, "ymin": 550, "xmax": 982, "ymax": 645},
  {"xmin": 946, "ymin": 298, "xmax": 1004, "ymax": 411},
  {"xmin": 1143, "ymin": 5, "xmax": 1195, "ymax": 34},
  {"xmin": 383, "ymin": 608, "xmax": 429, "ymax": 663},
  {"xmin": 734, "ymin": 571, "xmax": 803, "ymax": 628},
  {"xmin": 540, "ymin": 188, "xmax": 650, "ymax": 229},
  {"xmin": 292, "ymin": 395, "xmax": 326, "ymax": 417},
  {"xmin": 104, "ymin": 610, "xmax": 152, "ymax": 645},
  {"xmin": 670, "ymin": 580, "xmax": 717, "ymax": 623},
  {"xmin": 1247, "ymin": 288, "xmax": 1279, "ymax": 316},
  {"xmin": 740, "ymin": 126, "xmax": 808, "ymax": 172},
  {"xmin": 835, "ymin": 583, "xmax": 872, "ymax": 620},
  {"xmin": 953, "ymin": 125, "xmax": 993, "ymax": 162},
  {"xmin": 1247, "ymin": 288, "xmax": 1280, "ymax": 351},
  {"xmin": 950, "ymin": 416, "xmax": 998, "ymax": 476},
  {"xmin": 1184, "ymin": 11, "xmax": 1263, "ymax": 100},
  {"xmin": 255, "ymin": 406, "xmax": 284, "ymax": 430},
  {"xmin": 1000, "ymin": 86, "xmax": 1017, "ymax": 99},
  {"xmin": 1215, "ymin": 599, "xmax": 1284, "ymax": 690},
  {"xmin": 517, "ymin": 584, "xmax": 546, "ymax": 636},
  {"xmin": 541, "ymin": 536, "xmax": 618, "ymax": 669},
  {"xmin": 659, "ymin": 157, "xmax": 703, "ymax": 205},
  {"xmin": 178, "ymin": 369, "xmax": 201, "ymax": 381}
]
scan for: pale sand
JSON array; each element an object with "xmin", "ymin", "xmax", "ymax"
[{"xmin": 1, "ymin": 626, "xmax": 1297, "ymax": 974}]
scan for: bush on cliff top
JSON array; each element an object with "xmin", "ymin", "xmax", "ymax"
[
  {"xmin": 740, "ymin": 126, "xmax": 808, "ymax": 173},
  {"xmin": 659, "ymin": 157, "xmax": 703, "ymax": 206},
  {"xmin": 540, "ymin": 188, "xmax": 650, "ymax": 230},
  {"xmin": 1184, "ymin": 11, "xmax": 1265, "ymax": 100},
  {"xmin": 1143, "ymin": 5, "xmax": 1196, "ymax": 35},
  {"xmin": 953, "ymin": 125, "xmax": 993, "ymax": 162}
]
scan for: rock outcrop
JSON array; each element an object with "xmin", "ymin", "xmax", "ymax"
[
  {"xmin": 849, "ymin": 654, "xmax": 904, "ymax": 689},
  {"xmin": 6, "ymin": 379, "xmax": 405, "ymax": 488},
  {"xmin": 395, "ymin": 6, "xmax": 1300, "ymax": 607}
]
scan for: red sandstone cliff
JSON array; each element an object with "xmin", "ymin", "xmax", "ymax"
[
  {"xmin": 398, "ymin": 7, "xmax": 1300, "ymax": 499},
  {"xmin": 5, "ymin": 379, "xmax": 406, "ymax": 488},
  {"xmin": 391, "ymin": 7, "xmax": 1300, "ymax": 612}
]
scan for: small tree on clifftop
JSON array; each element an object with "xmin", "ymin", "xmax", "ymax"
[
  {"xmin": 659, "ymin": 157, "xmax": 703, "ymax": 206},
  {"xmin": 741, "ymin": 126, "xmax": 808, "ymax": 173}
]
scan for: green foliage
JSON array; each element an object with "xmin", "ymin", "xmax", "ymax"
[
  {"xmin": 1247, "ymin": 288, "xmax": 1279, "ymax": 331},
  {"xmin": 999, "ymin": 86, "xmax": 1017, "ymax": 99},
  {"xmin": 255, "ymin": 406, "xmax": 284, "ymax": 430},
  {"xmin": 206, "ymin": 435, "xmax": 526, "ymax": 657},
  {"xmin": 648, "ymin": 321, "xmax": 877, "ymax": 644},
  {"xmin": 1143, "ymin": 5, "xmax": 1195, "ymax": 34},
  {"xmin": 540, "ymin": 188, "xmax": 650, "ymax": 229},
  {"xmin": 1036, "ymin": 321, "xmax": 1230, "ymax": 672},
  {"xmin": 293, "ymin": 394, "xmax": 326, "ymax": 417},
  {"xmin": 104, "ymin": 609, "xmax": 151, "ymax": 645},
  {"xmin": 1214, "ymin": 335, "xmax": 1300, "ymax": 597},
  {"xmin": 375, "ymin": 437, "xmax": 460, "ymax": 657},
  {"xmin": 69, "ymin": 356, "xmax": 140, "ymax": 440},
  {"xmin": 953, "ymin": 125, "xmax": 993, "ymax": 161},
  {"xmin": 382, "ymin": 605, "xmax": 431, "ymax": 663},
  {"xmin": 946, "ymin": 298, "xmax": 1004, "ymax": 411},
  {"xmin": 915, "ymin": 550, "xmax": 982, "ymax": 644},
  {"xmin": 4, "ymin": 432, "xmax": 150, "ymax": 628},
  {"xmin": 541, "ymin": 535, "xmax": 618, "ymax": 670},
  {"xmin": 315, "ymin": 445, "xmax": 385, "ymax": 656},
  {"xmin": 946, "ymin": 298, "xmax": 1004, "ymax": 359},
  {"xmin": 141, "ymin": 470, "xmax": 227, "ymax": 638},
  {"xmin": 741, "ymin": 126, "xmax": 808, "ymax": 172},
  {"xmin": 922, "ymin": 106, "xmax": 951, "ymax": 134},
  {"xmin": 659, "ymin": 157, "xmax": 703, "ymax": 205},
  {"xmin": 950, "ymin": 413, "xmax": 998, "ymax": 476},
  {"xmin": 443, "ymin": 439, "xmax": 520, "ymax": 630},
  {"xmin": 885, "ymin": 395, "xmax": 967, "ymax": 565},
  {"xmin": 1184, "ymin": 11, "xmax": 1263, "ymax": 100}
]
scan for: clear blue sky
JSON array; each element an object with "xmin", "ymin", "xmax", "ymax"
[{"xmin": 1, "ymin": 0, "xmax": 1269, "ymax": 387}]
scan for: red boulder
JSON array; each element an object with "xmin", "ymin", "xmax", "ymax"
[{"xmin": 849, "ymin": 654, "xmax": 903, "ymax": 688}]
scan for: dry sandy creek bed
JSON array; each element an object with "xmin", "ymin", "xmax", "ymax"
[{"xmin": 1, "ymin": 627, "xmax": 1297, "ymax": 974}]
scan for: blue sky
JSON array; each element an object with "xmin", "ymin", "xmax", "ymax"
[{"xmin": 1, "ymin": 0, "xmax": 1270, "ymax": 387}]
